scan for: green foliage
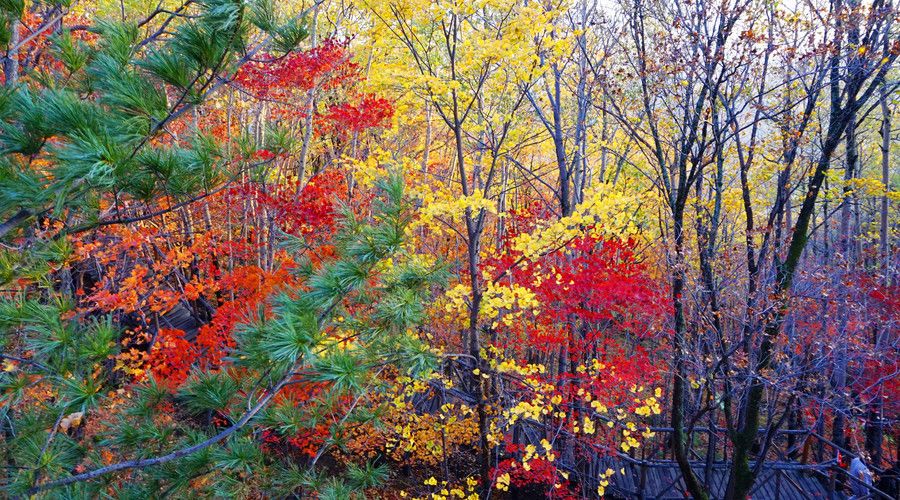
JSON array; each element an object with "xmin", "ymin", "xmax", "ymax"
[
  {"xmin": 261, "ymin": 308, "xmax": 319, "ymax": 363},
  {"xmin": 178, "ymin": 370, "xmax": 240, "ymax": 414},
  {"xmin": 248, "ymin": 0, "xmax": 278, "ymax": 32},
  {"xmin": 139, "ymin": 49, "xmax": 196, "ymax": 89},
  {"xmin": 0, "ymin": 169, "xmax": 442, "ymax": 497},
  {"xmin": 52, "ymin": 30, "xmax": 90, "ymax": 74},
  {"xmin": 0, "ymin": 2, "xmax": 451, "ymax": 496},
  {"xmin": 0, "ymin": 0, "xmax": 23, "ymax": 18},
  {"xmin": 0, "ymin": 0, "xmax": 305, "ymax": 241},
  {"xmin": 346, "ymin": 461, "xmax": 390, "ymax": 490},
  {"xmin": 272, "ymin": 17, "xmax": 308, "ymax": 54}
]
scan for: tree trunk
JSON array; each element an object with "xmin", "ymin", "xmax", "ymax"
[
  {"xmin": 670, "ymin": 201, "xmax": 710, "ymax": 500},
  {"xmin": 295, "ymin": 5, "xmax": 319, "ymax": 194},
  {"xmin": 4, "ymin": 18, "xmax": 19, "ymax": 86}
]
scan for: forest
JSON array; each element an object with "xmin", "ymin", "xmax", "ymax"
[{"xmin": 0, "ymin": 0, "xmax": 897, "ymax": 498}]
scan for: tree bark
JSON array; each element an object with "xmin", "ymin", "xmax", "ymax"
[{"xmin": 4, "ymin": 18, "xmax": 19, "ymax": 86}]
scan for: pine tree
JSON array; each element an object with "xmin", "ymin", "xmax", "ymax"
[
  {"xmin": 0, "ymin": 0, "xmax": 307, "ymax": 240},
  {"xmin": 2, "ymin": 170, "xmax": 444, "ymax": 496},
  {"xmin": 0, "ymin": 3, "xmax": 444, "ymax": 497}
]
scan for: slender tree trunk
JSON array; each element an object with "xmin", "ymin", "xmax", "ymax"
[
  {"xmin": 496, "ymin": 161, "xmax": 508, "ymax": 246},
  {"xmin": 422, "ymin": 100, "xmax": 432, "ymax": 173},
  {"xmin": 599, "ymin": 97, "xmax": 608, "ymax": 183},
  {"xmin": 832, "ymin": 108, "xmax": 858, "ymax": 452},
  {"xmin": 447, "ymin": 81, "xmax": 491, "ymax": 491},
  {"xmin": 4, "ymin": 18, "xmax": 19, "ymax": 86},
  {"xmin": 726, "ymin": 114, "xmax": 848, "ymax": 500},
  {"xmin": 296, "ymin": 6, "xmax": 319, "ymax": 194},
  {"xmin": 866, "ymin": 81, "xmax": 892, "ymax": 466},
  {"xmin": 881, "ymin": 85, "xmax": 892, "ymax": 280},
  {"xmin": 670, "ymin": 201, "xmax": 710, "ymax": 500},
  {"xmin": 551, "ymin": 68, "xmax": 571, "ymax": 217}
]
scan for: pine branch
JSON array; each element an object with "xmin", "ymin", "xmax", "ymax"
[
  {"xmin": 0, "ymin": 208, "xmax": 34, "ymax": 239},
  {"xmin": 26, "ymin": 366, "xmax": 297, "ymax": 495},
  {"xmin": 64, "ymin": 157, "xmax": 272, "ymax": 235}
]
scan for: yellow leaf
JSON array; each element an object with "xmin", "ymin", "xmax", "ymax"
[{"xmin": 58, "ymin": 411, "xmax": 84, "ymax": 433}]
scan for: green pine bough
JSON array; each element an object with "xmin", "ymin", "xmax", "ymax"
[{"xmin": 2, "ymin": 172, "xmax": 446, "ymax": 497}]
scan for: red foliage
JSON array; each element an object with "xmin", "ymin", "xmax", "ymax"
[
  {"xmin": 234, "ymin": 39, "xmax": 357, "ymax": 99},
  {"xmin": 231, "ymin": 38, "xmax": 394, "ymax": 143},
  {"xmin": 148, "ymin": 328, "xmax": 198, "ymax": 388},
  {"xmin": 223, "ymin": 170, "xmax": 344, "ymax": 240},
  {"xmin": 484, "ymin": 228, "xmax": 667, "ymax": 357},
  {"xmin": 492, "ymin": 458, "xmax": 579, "ymax": 499},
  {"xmin": 322, "ymin": 94, "xmax": 394, "ymax": 134}
]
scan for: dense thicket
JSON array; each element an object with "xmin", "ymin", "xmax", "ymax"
[{"xmin": 0, "ymin": 0, "xmax": 897, "ymax": 498}]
